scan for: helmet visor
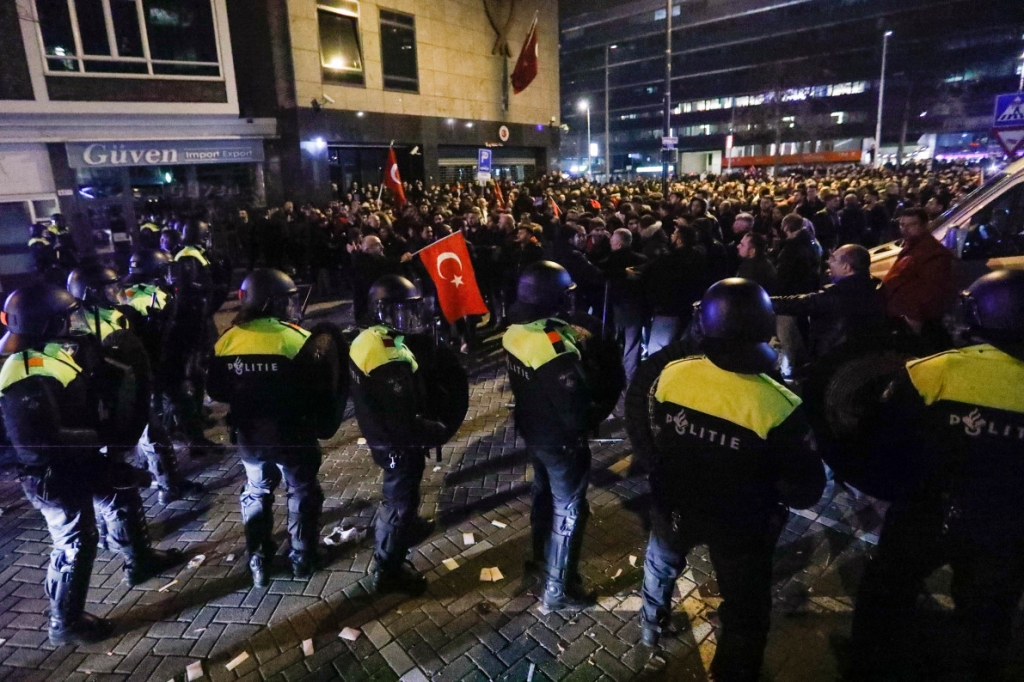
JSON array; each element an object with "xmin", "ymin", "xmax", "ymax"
[
  {"xmin": 375, "ymin": 299, "xmax": 429, "ymax": 334},
  {"xmin": 283, "ymin": 292, "xmax": 303, "ymax": 323}
]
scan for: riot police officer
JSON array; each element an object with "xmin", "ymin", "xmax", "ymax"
[
  {"xmin": 0, "ymin": 285, "xmax": 112, "ymax": 645},
  {"xmin": 502, "ymin": 261, "xmax": 624, "ymax": 611},
  {"xmin": 124, "ymin": 249, "xmax": 203, "ymax": 504},
  {"xmin": 849, "ymin": 270, "xmax": 1024, "ymax": 680},
  {"xmin": 28, "ymin": 222, "xmax": 61, "ymax": 285},
  {"xmin": 209, "ymin": 269, "xmax": 346, "ymax": 586},
  {"xmin": 350, "ymin": 275, "xmax": 468, "ymax": 594},
  {"xmin": 628, "ymin": 278, "xmax": 824, "ymax": 681},
  {"xmin": 65, "ymin": 264, "xmax": 185, "ymax": 585}
]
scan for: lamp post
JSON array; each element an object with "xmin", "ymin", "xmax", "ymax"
[
  {"xmin": 578, "ymin": 99, "xmax": 591, "ymax": 177},
  {"xmin": 1018, "ymin": 50, "xmax": 1024, "ymax": 92},
  {"xmin": 605, "ymin": 45, "xmax": 616, "ymax": 183},
  {"xmin": 874, "ymin": 30, "xmax": 893, "ymax": 168},
  {"xmin": 662, "ymin": 0, "xmax": 672, "ymax": 194}
]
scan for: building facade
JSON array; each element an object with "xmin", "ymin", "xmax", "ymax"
[
  {"xmin": 560, "ymin": 0, "xmax": 1024, "ymax": 177},
  {"xmin": 0, "ymin": 0, "xmax": 276, "ymax": 287},
  {"xmin": 232, "ymin": 0, "xmax": 561, "ymax": 204}
]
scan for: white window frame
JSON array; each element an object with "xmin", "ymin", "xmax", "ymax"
[
  {"xmin": 318, "ymin": 0, "xmax": 364, "ymax": 74},
  {"xmin": 34, "ymin": 0, "xmax": 224, "ymax": 80}
]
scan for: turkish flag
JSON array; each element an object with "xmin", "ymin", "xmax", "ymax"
[
  {"xmin": 511, "ymin": 16, "xmax": 538, "ymax": 95},
  {"xmin": 384, "ymin": 147, "xmax": 406, "ymax": 207},
  {"xmin": 418, "ymin": 232, "xmax": 488, "ymax": 323}
]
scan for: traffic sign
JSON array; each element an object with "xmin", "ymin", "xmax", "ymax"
[
  {"xmin": 993, "ymin": 93, "xmax": 1024, "ymax": 130},
  {"xmin": 993, "ymin": 128, "xmax": 1024, "ymax": 157},
  {"xmin": 662, "ymin": 136, "xmax": 678, "ymax": 148},
  {"xmin": 477, "ymin": 148, "xmax": 492, "ymax": 173},
  {"xmin": 476, "ymin": 171, "xmax": 492, "ymax": 184}
]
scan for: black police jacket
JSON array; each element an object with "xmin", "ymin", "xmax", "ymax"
[
  {"xmin": 503, "ymin": 318, "xmax": 593, "ymax": 448},
  {"xmin": 0, "ymin": 342, "xmax": 101, "ymax": 468},
  {"xmin": 874, "ymin": 344, "xmax": 1024, "ymax": 510},
  {"xmin": 650, "ymin": 356, "xmax": 825, "ymax": 528},
  {"xmin": 348, "ymin": 326, "xmax": 447, "ymax": 451},
  {"xmin": 208, "ymin": 317, "xmax": 322, "ymax": 455}
]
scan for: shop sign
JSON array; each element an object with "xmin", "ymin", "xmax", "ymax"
[{"xmin": 66, "ymin": 139, "xmax": 265, "ymax": 168}]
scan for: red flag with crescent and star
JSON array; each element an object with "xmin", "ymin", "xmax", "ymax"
[
  {"xmin": 384, "ymin": 147, "xmax": 406, "ymax": 207},
  {"xmin": 417, "ymin": 232, "xmax": 488, "ymax": 323},
  {"xmin": 511, "ymin": 13, "xmax": 539, "ymax": 95}
]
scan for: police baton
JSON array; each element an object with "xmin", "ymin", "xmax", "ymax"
[
  {"xmin": 601, "ymin": 280, "xmax": 610, "ymax": 336},
  {"xmin": 300, "ymin": 283, "xmax": 315, "ymax": 317}
]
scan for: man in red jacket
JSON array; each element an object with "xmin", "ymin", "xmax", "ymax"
[{"xmin": 881, "ymin": 207, "xmax": 956, "ymax": 337}]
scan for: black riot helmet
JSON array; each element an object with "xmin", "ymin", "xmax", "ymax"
[
  {"xmin": 368, "ymin": 274, "xmax": 429, "ymax": 334},
  {"xmin": 696, "ymin": 277, "xmax": 777, "ymax": 374},
  {"xmin": 181, "ymin": 219, "xmax": 210, "ymax": 247},
  {"xmin": 67, "ymin": 263, "xmax": 127, "ymax": 307},
  {"xmin": 961, "ymin": 269, "xmax": 1024, "ymax": 359},
  {"xmin": 126, "ymin": 249, "xmax": 172, "ymax": 285},
  {"xmin": 0, "ymin": 284, "xmax": 79, "ymax": 353},
  {"xmin": 239, "ymin": 268, "xmax": 301, "ymax": 322},
  {"xmin": 509, "ymin": 260, "xmax": 576, "ymax": 323}
]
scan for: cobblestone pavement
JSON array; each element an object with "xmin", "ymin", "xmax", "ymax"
[{"xmin": 0, "ymin": 300, "xmax": 1020, "ymax": 681}]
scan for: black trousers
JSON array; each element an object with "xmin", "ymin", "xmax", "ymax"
[
  {"xmin": 529, "ymin": 444, "xmax": 591, "ymax": 569},
  {"xmin": 239, "ymin": 447, "xmax": 324, "ymax": 560},
  {"xmin": 372, "ymin": 448, "xmax": 426, "ymax": 570},
  {"xmin": 852, "ymin": 494, "xmax": 1024, "ymax": 676},
  {"xmin": 641, "ymin": 498, "xmax": 787, "ymax": 682}
]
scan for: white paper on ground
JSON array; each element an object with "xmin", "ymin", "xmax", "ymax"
[
  {"xmin": 629, "ymin": 555, "xmax": 638, "ymax": 567},
  {"xmin": 462, "ymin": 532, "xmax": 475, "ymax": 546},
  {"xmin": 442, "ymin": 558, "xmax": 459, "ymax": 571},
  {"xmin": 187, "ymin": 554, "xmax": 206, "ymax": 569},
  {"xmin": 490, "ymin": 520, "xmax": 507, "ymax": 529},
  {"xmin": 185, "ymin": 661, "xmax": 204, "ymax": 680},
  {"xmin": 158, "ymin": 579, "xmax": 178, "ymax": 592},
  {"xmin": 339, "ymin": 627, "xmax": 360, "ymax": 641},
  {"xmin": 479, "ymin": 567, "xmax": 504, "ymax": 582},
  {"xmin": 302, "ymin": 639, "xmax": 314, "ymax": 656},
  {"xmin": 225, "ymin": 652, "xmax": 249, "ymax": 671}
]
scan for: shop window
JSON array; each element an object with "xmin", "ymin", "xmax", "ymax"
[
  {"xmin": 319, "ymin": 0, "xmax": 364, "ymax": 86},
  {"xmin": 34, "ymin": 0, "xmax": 221, "ymax": 78},
  {"xmin": 379, "ymin": 9, "xmax": 417, "ymax": 93}
]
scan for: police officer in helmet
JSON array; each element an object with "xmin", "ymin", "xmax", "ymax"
[
  {"xmin": 350, "ymin": 274, "xmax": 467, "ymax": 594},
  {"xmin": 502, "ymin": 261, "xmax": 623, "ymax": 610},
  {"xmin": 849, "ymin": 270, "xmax": 1024, "ymax": 680},
  {"xmin": 65, "ymin": 263, "xmax": 186, "ymax": 585},
  {"xmin": 209, "ymin": 269, "xmax": 337, "ymax": 586},
  {"xmin": 630, "ymin": 278, "xmax": 823, "ymax": 681},
  {"xmin": 124, "ymin": 249, "xmax": 203, "ymax": 504},
  {"xmin": 0, "ymin": 285, "xmax": 111, "ymax": 644}
]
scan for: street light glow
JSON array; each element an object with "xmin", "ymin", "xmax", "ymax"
[
  {"xmin": 577, "ymin": 100, "xmax": 589, "ymax": 112},
  {"xmin": 884, "ymin": 30, "xmax": 893, "ymax": 37}
]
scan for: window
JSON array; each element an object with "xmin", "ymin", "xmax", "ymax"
[
  {"xmin": 960, "ymin": 183, "xmax": 1024, "ymax": 260},
  {"xmin": 380, "ymin": 9, "xmax": 417, "ymax": 92},
  {"xmin": 34, "ymin": 0, "xmax": 221, "ymax": 77},
  {"xmin": 318, "ymin": 0, "xmax": 364, "ymax": 86}
]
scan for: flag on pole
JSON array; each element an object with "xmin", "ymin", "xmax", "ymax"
[
  {"xmin": 493, "ymin": 182, "xmax": 505, "ymax": 210},
  {"xmin": 511, "ymin": 14, "xmax": 539, "ymax": 95},
  {"xmin": 417, "ymin": 232, "xmax": 488, "ymax": 323},
  {"xmin": 384, "ymin": 147, "xmax": 406, "ymax": 207}
]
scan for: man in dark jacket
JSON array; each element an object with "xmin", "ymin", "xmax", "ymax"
[
  {"xmin": 601, "ymin": 229, "xmax": 647, "ymax": 383},
  {"xmin": 812, "ymin": 190, "xmax": 842, "ymax": 252},
  {"xmin": 774, "ymin": 214, "xmax": 822, "ymax": 376},
  {"xmin": 636, "ymin": 225, "xmax": 709, "ymax": 354},
  {"xmin": 736, "ymin": 233, "xmax": 779, "ymax": 295},
  {"xmin": 772, "ymin": 244, "xmax": 885, "ymax": 360}
]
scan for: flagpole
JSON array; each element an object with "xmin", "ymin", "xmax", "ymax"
[{"xmin": 408, "ymin": 228, "xmax": 465, "ymax": 258}]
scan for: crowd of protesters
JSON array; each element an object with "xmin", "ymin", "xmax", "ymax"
[{"xmin": 186, "ymin": 161, "xmax": 978, "ymax": 372}]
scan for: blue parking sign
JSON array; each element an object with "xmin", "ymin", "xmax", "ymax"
[
  {"xmin": 993, "ymin": 93, "xmax": 1024, "ymax": 130},
  {"xmin": 478, "ymin": 148, "xmax": 492, "ymax": 173}
]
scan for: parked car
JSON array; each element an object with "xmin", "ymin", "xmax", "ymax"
[{"xmin": 870, "ymin": 157, "xmax": 1024, "ymax": 286}]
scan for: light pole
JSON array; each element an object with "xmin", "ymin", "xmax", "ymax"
[
  {"xmin": 874, "ymin": 30, "xmax": 893, "ymax": 168},
  {"xmin": 1018, "ymin": 50, "xmax": 1024, "ymax": 92},
  {"xmin": 605, "ymin": 45, "xmax": 616, "ymax": 183},
  {"xmin": 662, "ymin": 0, "xmax": 672, "ymax": 194},
  {"xmin": 578, "ymin": 99, "xmax": 591, "ymax": 177}
]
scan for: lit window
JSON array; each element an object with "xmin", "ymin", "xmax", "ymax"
[
  {"xmin": 831, "ymin": 111, "xmax": 846, "ymax": 125},
  {"xmin": 379, "ymin": 9, "xmax": 417, "ymax": 92},
  {"xmin": 34, "ymin": 0, "xmax": 221, "ymax": 77},
  {"xmin": 319, "ymin": 0, "xmax": 364, "ymax": 85}
]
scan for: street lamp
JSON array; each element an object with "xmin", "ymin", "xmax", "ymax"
[
  {"xmin": 605, "ymin": 45, "xmax": 617, "ymax": 183},
  {"xmin": 578, "ymin": 99, "xmax": 591, "ymax": 177},
  {"xmin": 874, "ymin": 30, "xmax": 893, "ymax": 168}
]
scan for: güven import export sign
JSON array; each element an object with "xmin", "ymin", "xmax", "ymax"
[{"xmin": 65, "ymin": 139, "xmax": 264, "ymax": 168}]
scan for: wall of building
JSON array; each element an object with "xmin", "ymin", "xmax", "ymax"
[{"xmin": 287, "ymin": 0, "xmax": 560, "ymax": 127}]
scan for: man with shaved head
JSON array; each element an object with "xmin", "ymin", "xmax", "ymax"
[{"xmin": 771, "ymin": 244, "xmax": 886, "ymax": 360}]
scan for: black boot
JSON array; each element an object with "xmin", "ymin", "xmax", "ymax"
[
  {"xmin": 250, "ymin": 553, "xmax": 270, "ymax": 587},
  {"xmin": 115, "ymin": 503, "xmax": 184, "ymax": 586},
  {"xmin": 290, "ymin": 548, "xmax": 323, "ymax": 580},
  {"xmin": 404, "ymin": 517, "xmax": 435, "ymax": 548},
  {"xmin": 47, "ymin": 542, "xmax": 112, "ymax": 646},
  {"xmin": 541, "ymin": 533, "xmax": 595, "ymax": 611},
  {"xmin": 371, "ymin": 560, "xmax": 427, "ymax": 595},
  {"xmin": 639, "ymin": 562, "xmax": 676, "ymax": 647}
]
